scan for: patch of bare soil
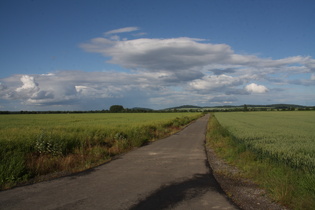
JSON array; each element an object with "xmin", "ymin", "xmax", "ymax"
[{"xmin": 206, "ymin": 146, "xmax": 288, "ymax": 210}]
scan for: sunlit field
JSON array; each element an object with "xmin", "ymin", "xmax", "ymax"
[
  {"xmin": 208, "ymin": 111, "xmax": 315, "ymax": 209},
  {"xmin": 0, "ymin": 112, "xmax": 202, "ymax": 189},
  {"xmin": 214, "ymin": 111, "xmax": 315, "ymax": 173}
]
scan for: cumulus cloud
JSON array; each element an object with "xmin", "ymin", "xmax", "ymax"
[
  {"xmin": 0, "ymin": 74, "xmax": 78, "ymax": 106},
  {"xmin": 305, "ymin": 58, "xmax": 315, "ymax": 72},
  {"xmin": 31, "ymin": 90, "xmax": 54, "ymax": 100},
  {"xmin": 0, "ymin": 82, "xmax": 7, "ymax": 91},
  {"xmin": 81, "ymin": 37, "xmax": 234, "ymax": 72},
  {"xmin": 1, "ymin": 29, "xmax": 315, "ymax": 110},
  {"xmin": 188, "ymin": 74, "xmax": 244, "ymax": 92},
  {"xmin": 0, "ymin": 71, "xmax": 169, "ymax": 108},
  {"xmin": 16, "ymin": 75, "xmax": 39, "ymax": 93},
  {"xmin": 245, "ymin": 83, "xmax": 269, "ymax": 93},
  {"xmin": 81, "ymin": 34, "xmax": 315, "ymax": 79},
  {"xmin": 1, "ymin": 75, "xmax": 41, "ymax": 100}
]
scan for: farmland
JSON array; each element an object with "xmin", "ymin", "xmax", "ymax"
[
  {"xmin": 0, "ymin": 112, "xmax": 201, "ymax": 189},
  {"xmin": 214, "ymin": 111, "xmax": 315, "ymax": 173},
  {"xmin": 208, "ymin": 111, "xmax": 315, "ymax": 209}
]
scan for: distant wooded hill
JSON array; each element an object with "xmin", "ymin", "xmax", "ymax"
[
  {"xmin": 162, "ymin": 104, "xmax": 314, "ymax": 111},
  {"xmin": 0, "ymin": 104, "xmax": 314, "ymax": 114}
]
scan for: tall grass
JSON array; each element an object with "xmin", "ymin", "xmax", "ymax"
[
  {"xmin": 207, "ymin": 112, "xmax": 315, "ymax": 209},
  {"xmin": 0, "ymin": 113, "xmax": 201, "ymax": 189}
]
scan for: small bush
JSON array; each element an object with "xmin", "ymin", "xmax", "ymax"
[{"xmin": 35, "ymin": 131, "xmax": 63, "ymax": 156}]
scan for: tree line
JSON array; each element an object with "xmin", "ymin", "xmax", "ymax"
[{"xmin": 0, "ymin": 104, "xmax": 314, "ymax": 114}]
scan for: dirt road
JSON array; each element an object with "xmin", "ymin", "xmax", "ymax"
[{"xmin": 0, "ymin": 114, "xmax": 238, "ymax": 209}]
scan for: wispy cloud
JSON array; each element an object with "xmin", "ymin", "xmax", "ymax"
[{"xmin": 104, "ymin": 27, "xmax": 139, "ymax": 35}]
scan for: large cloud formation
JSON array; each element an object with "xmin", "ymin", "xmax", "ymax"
[{"xmin": 0, "ymin": 27, "xmax": 314, "ymax": 110}]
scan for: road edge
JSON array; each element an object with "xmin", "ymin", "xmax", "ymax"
[{"xmin": 205, "ymin": 138, "xmax": 288, "ymax": 210}]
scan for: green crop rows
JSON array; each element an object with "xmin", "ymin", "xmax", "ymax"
[{"xmin": 214, "ymin": 111, "xmax": 315, "ymax": 173}]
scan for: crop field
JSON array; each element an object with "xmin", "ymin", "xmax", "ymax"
[
  {"xmin": 214, "ymin": 111, "xmax": 315, "ymax": 173},
  {"xmin": 0, "ymin": 112, "xmax": 201, "ymax": 189}
]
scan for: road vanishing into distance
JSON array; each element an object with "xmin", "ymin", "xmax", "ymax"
[{"xmin": 0, "ymin": 114, "xmax": 238, "ymax": 210}]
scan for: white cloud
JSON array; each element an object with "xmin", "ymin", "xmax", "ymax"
[
  {"xmin": 305, "ymin": 57, "xmax": 315, "ymax": 72},
  {"xmin": 0, "ymin": 71, "xmax": 165, "ymax": 108},
  {"xmin": 1, "ymin": 30, "xmax": 315, "ymax": 110},
  {"xmin": 0, "ymin": 82, "xmax": 7, "ymax": 91},
  {"xmin": 81, "ymin": 35, "xmax": 315, "ymax": 79},
  {"xmin": 81, "ymin": 37, "xmax": 233, "ymax": 72},
  {"xmin": 3, "ymin": 75, "xmax": 41, "ymax": 101},
  {"xmin": 188, "ymin": 74, "xmax": 244, "ymax": 92},
  {"xmin": 245, "ymin": 83, "xmax": 269, "ymax": 93},
  {"xmin": 109, "ymin": 35, "xmax": 120, "ymax": 41},
  {"xmin": 104, "ymin": 27, "xmax": 139, "ymax": 35},
  {"xmin": 16, "ymin": 75, "xmax": 39, "ymax": 92}
]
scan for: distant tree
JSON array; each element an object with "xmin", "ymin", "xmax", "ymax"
[
  {"xmin": 109, "ymin": 105, "xmax": 124, "ymax": 113},
  {"xmin": 243, "ymin": 104, "xmax": 248, "ymax": 112}
]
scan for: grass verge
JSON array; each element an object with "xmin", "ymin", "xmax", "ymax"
[{"xmin": 206, "ymin": 115, "xmax": 315, "ymax": 210}]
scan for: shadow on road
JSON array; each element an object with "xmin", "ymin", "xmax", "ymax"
[{"xmin": 130, "ymin": 172, "xmax": 227, "ymax": 210}]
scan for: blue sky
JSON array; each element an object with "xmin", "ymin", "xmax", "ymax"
[{"xmin": 0, "ymin": 0, "xmax": 314, "ymax": 111}]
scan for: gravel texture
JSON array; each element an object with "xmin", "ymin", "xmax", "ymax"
[{"xmin": 206, "ymin": 146, "xmax": 288, "ymax": 210}]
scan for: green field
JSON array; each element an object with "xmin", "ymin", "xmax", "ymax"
[
  {"xmin": 208, "ymin": 111, "xmax": 315, "ymax": 209},
  {"xmin": 0, "ymin": 112, "xmax": 201, "ymax": 189},
  {"xmin": 214, "ymin": 111, "xmax": 315, "ymax": 173}
]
